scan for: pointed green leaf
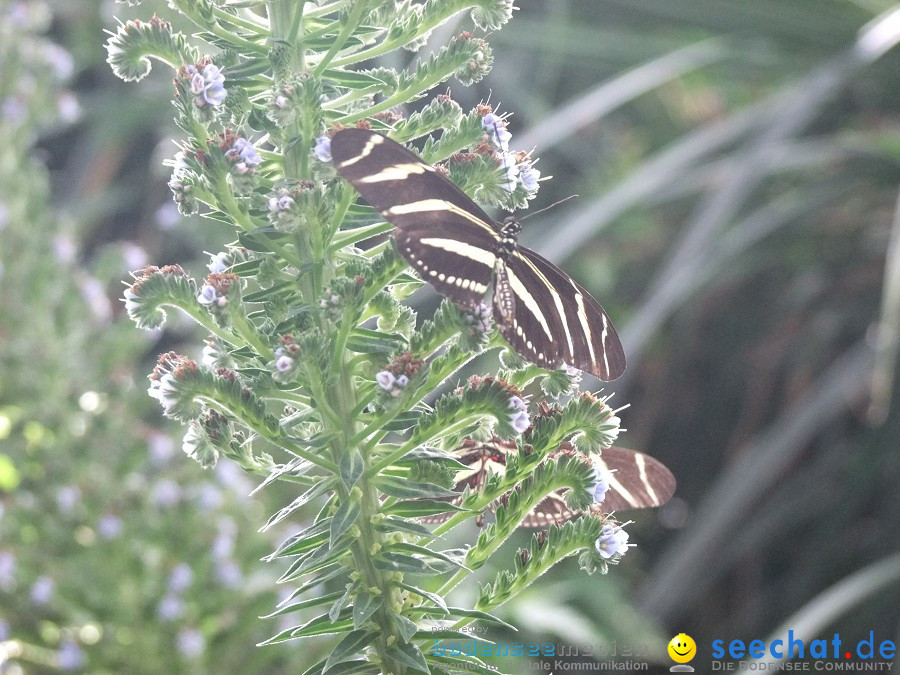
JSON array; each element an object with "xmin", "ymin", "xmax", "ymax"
[
  {"xmin": 261, "ymin": 480, "xmax": 332, "ymax": 532},
  {"xmin": 385, "ymin": 641, "xmax": 428, "ymax": 673},
  {"xmin": 323, "ymin": 629, "xmax": 378, "ymax": 672},
  {"xmin": 261, "ymin": 590, "xmax": 344, "ymax": 619},
  {"xmin": 329, "ymin": 581, "xmax": 357, "ymax": 623},
  {"xmin": 384, "ymin": 499, "xmax": 470, "ymax": 518},
  {"xmin": 352, "ymin": 591, "xmax": 381, "ymax": 630},
  {"xmin": 374, "ymin": 517, "xmax": 437, "ymax": 540},
  {"xmin": 330, "ymin": 498, "xmax": 361, "ymax": 547},
  {"xmin": 397, "ymin": 582, "xmax": 448, "ymax": 614},
  {"xmin": 340, "ymin": 449, "xmax": 364, "ymax": 489},
  {"xmin": 374, "ymin": 552, "xmax": 431, "ymax": 574},
  {"xmin": 374, "ymin": 475, "xmax": 457, "ymax": 499},
  {"xmin": 390, "ymin": 613, "xmax": 418, "ymax": 643}
]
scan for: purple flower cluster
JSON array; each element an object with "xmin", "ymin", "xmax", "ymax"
[
  {"xmin": 481, "ymin": 112, "xmax": 541, "ymax": 194},
  {"xmin": 508, "ymin": 395, "xmax": 530, "ymax": 433},
  {"xmin": 376, "ymin": 370, "xmax": 409, "ymax": 397},
  {"xmin": 187, "ymin": 63, "xmax": 226, "ymax": 108},
  {"xmin": 595, "ymin": 523, "xmax": 629, "ymax": 559}
]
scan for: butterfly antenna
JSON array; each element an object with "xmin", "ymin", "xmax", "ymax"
[{"xmin": 519, "ymin": 194, "xmax": 578, "ymax": 221}]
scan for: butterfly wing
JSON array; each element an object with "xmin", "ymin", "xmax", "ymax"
[
  {"xmin": 592, "ymin": 446, "xmax": 676, "ymax": 512},
  {"xmin": 497, "ymin": 246, "xmax": 625, "ymax": 380},
  {"xmin": 331, "ymin": 129, "xmax": 499, "ymax": 307}
]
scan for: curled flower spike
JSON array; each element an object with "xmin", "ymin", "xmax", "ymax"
[
  {"xmin": 188, "ymin": 63, "xmax": 226, "ymax": 108},
  {"xmin": 595, "ymin": 523, "xmax": 629, "ymax": 559}
]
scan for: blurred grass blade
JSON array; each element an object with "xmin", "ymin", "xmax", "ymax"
[
  {"xmin": 517, "ymin": 38, "xmax": 726, "ymax": 152},
  {"xmin": 758, "ymin": 553, "xmax": 900, "ymax": 668},
  {"xmin": 868, "ymin": 188, "xmax": 900, "ymax": 423}
]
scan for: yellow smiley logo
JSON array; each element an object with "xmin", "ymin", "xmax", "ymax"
[{"xmin": 667, "ymin": 633, "xmax": 697, "ymax": 663}]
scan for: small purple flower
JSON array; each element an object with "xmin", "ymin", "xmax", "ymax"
[
  {"xmin": 30, "ymin": 576, "xmax": 55, "ymax": 605},
  {"xmin": 196, "ymin": 483, "xmax": 224, "ymax": 510},
  {"xmin": 190, "ymin": 63, "xmax": 226, "ymax": 108},
  {"xmin": 208, "ymin": 252, "xmax": 230, "ymax": 274},
  {"xmin": 158, "ymin": 595, "xmax": 185, "ymax": 621},
  {"xmin": 375, "ymin": 371, "xmax": 396, "ymax": 391},
  {"xmin": 591, "ymin": 466, "xmax": 610, "ymax": 504},
  {"xmin": 148, "ymin": 432, "xmax": 176, "ymax": 466},
  {"xmin": 0, "ymin": 551, "xmax": 13, "ymax": 589},
  {"xmin": 275, "ymin": 355, "xmax": 294, "ymax": 372},
  {"xmin": 313, "ymin": 135, "xmax": 332, "ymax": 162},
  {"xmin": 216, "ymin": 560, "xmax": 243, "ymax": 588},
  {"xmin": 519, "ymin": 160, "xmax": 541, "ymax": 192},
  {"xmin": 510, "ymin": 411, "xmax": 530, "ymax": 433},
  {"xmin": 98, "ymin": 514, "xmax": 123, "ymax": 540},
  {"xmin": 595, "ymin": 523, "xmax": 629, "ymax": 559},
  {"xmin": 153, "ymin": 479, "xmax": 182, "ymax": 508},
  {"xmin": 197, "ymin": 284, "xmax": 219, "ymax": 306},
  {"xmin": 56, "ymin": 485, "xmax": 81, "ymax": 512},
  {"xmin": 168, "ymin": 563, "xmax": 193, "ymax": 593},
  {"xmin": 0, "ymin": 619, "xmax": 9, "ymax": 640},
  {"xmin": 501, "ymin": 158, "xmax": 520, "ymax": 193},
  {"xmin": 482, "ymin": 113, "xmax": 512, "ymax": 151},
  {"xmin": 226, "ymin": 137, "xmax": 261, "ymax": 174},
  {"xmin": 466, "ymin": 303, "xmax": 492, "ymax": 335},
  {"xmin": 177, "ymin": 628, "xmax": 206, "ymax": 658},
  {"xmin": 57, "ymin": 640, "xmax": 85, "ymax": 671},
  {"xmin": 212, "ymin": 532, "xmax": 235, "ymax": 560},
  {"xmin": 396, "ymin": 374, "xmax": 409, "ymax": 387}
]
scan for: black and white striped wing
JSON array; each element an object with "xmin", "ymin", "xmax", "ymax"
[
  {"xmin": 593, "ymin": 447, "xmax": 676, "ymax": 513},
  {"xmin": 330, "ymin": 129, "xmax": 498, "ymax": 306},
  {"xmin": 496, "ymin": 248, "xmax": 626, "ymax": 381}
]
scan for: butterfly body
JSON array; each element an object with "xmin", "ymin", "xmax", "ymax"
[{"xmin": 331, "ymin": 128, "xmax": 626, "ymax": 380}]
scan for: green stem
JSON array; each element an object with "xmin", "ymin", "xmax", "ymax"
[{"xmin": 313, "ymin": 0, "xmax": 368, "ymax": 75}]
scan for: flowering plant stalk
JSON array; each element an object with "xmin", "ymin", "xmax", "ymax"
[{"xmin": 108, "ymin": 1, "xmax": 630, "ymax": 671}]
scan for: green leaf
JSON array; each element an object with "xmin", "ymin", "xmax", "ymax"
[
  {"xmin": 260, "ymin": 611, "xmax": 353, "ymax": 644},
  {"xmin": 397, "ymin": 582, "xmax": 448, "ymax": 614},
  {"xmin": 384, "ymin": 499, "xmax": 470, "ymax": 518},
  {"xmin": 374, "ymin": 552, "xmax": 432, "ymax": 574},
  {"xmin": 443, "ymin": 607, "xmax": 518, "ymax": 631},
  {"xmin": 330, "ymin": 498, "xmax": 361, "ymax": 548},
  {"xmin": 339, "ymin": 449, "xmax": 364, "ymax": 489},
  {"xmin": 388, "ymin": 543, "xmax": 470, "ymax": 572},
  {"xmin": 329, "ymin": 581, "xmax": 357, "ymax": 622},
  {"xmin": 352, "ymin": 591, "xmax": 381, "ymax": 630},
  {"xmin": 385, "ymin": 641, "xmax": 429, "ymax": 673},
  {"xmin": 346, "ymin": 329, "xmax": 407, "ymax": 354},
  {"xmin": 374, "ymin": 475, "xmax": 457, "ymax": 499},
  {"xmin": 391, "ymin": 613, "xmax": 418, "ymax": 643},
  {"xmin": 262, "ymin": 590, "xmax": 345, "ymax": 619},
  {"xmin": 427, "ymin": 652, "xmax": 501, "ymax": 675},
  {"xmin": 323, "ymin": 629, "xmax": 378, "ymax": 672},
  {"xmin": 303, "ymin": 658, "xmax": 380, "ymax": 675},
  {"xmin": 262, "ymin": 480, "xmax": 333, "ymax": 532},
  {"xmin": 321, "ymin": 68, "xmax": 388, "ymax": 88},
  {"xmin": 374, "ymin": 517, "xmax": 437, "ymax": 540}
]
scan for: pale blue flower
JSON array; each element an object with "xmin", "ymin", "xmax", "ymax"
[
  {"xmin": 313, "ymin": 135, "xmax": 332, "ymax": 162},
  {"xmin": 595, "ymin": 523, "xmax": 629, "ymax": 559}
]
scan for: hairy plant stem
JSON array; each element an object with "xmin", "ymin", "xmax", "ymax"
[{"xmin": 326, "ymin": 357, "xmax": 408, "ymax": 674}]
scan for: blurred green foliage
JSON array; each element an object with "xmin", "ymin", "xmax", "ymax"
[{"xmin": 1, "ymin": 0, "xmax": 899, "ymax": 672}]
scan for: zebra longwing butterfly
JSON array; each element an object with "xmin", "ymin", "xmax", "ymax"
[
  {"xmin": 331, "ymin": 128, "xmax": 626, "ymax": 381},
  {"xmin": 428, "ymin": 438, "xmax": 676, "ymax": 528}
]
